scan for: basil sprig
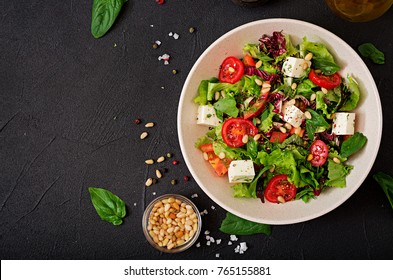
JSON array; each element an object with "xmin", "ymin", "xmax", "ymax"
[
  {"xmin": 88, "ymin": 187, "xmax": 126, "ymax": 225},
  {"xmin": 91, "ymin": 0, "xmax": 128, "ymax": 38},
  {"xmin": 358, "ymin": 43, "xmax": 385, "ymax": 64},
  {"xmin": 373, "ymin": 172, "xmax": 393, "ymax": 209},
  {"xmin": 219, "ymin": 212, "xmax": 271, "ymax": 236}
]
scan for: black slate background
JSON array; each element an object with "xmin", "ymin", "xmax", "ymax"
[{"xmin": 1, "ymin": 0, "xmax": 393, "ymax": 260}]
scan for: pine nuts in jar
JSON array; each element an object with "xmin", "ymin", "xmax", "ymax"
[{"xmin": 142, "ymin": 194, "xmax": 202, "ymax": 253}]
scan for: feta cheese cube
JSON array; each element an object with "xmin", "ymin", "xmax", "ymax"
[
  {"xmin": 282, "ymin": 57, "xmax": 311, "ymax": 78},
  {"xmin": 332, "ymin": 112, "xmax": 355, "ymax": 135},
  {"xmin": 228, "ymin": 160, "xmax": 255, "ymax": 183},
  {"xmin": 282, "ymin": 104, "xmax": 305, "ymax": 128},
  {"xmin": 197, "ymin": 105, "xmax": 221, "ymax": 127}
]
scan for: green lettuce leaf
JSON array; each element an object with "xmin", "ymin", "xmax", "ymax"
[
  {"xmin": 214, "ymin": 94, "xmax": 239, "ymax": 118},
  {"xmin": 340, "ymin": 75, "xmax": 360, "ymax": 111},
  {"xmin": 325, "ymin": 159, "xmax": 353, "ymax": 188}
]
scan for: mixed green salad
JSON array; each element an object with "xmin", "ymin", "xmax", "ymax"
[{"xmin": 194, "ymin": 31, "xmax": 367, "ymax": 204}]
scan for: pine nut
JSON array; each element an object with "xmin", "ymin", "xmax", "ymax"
[
  {"xmin": 284, "ymin": 123, "xmax": 292, "ymax": 130},
  {"xmin": 255, "ymin": 60, "xmax": 262, "ymax": 69},
  {"xmin": 302, "ymin": 62, "xmax": 309, "ymax": 70},
  {"xmin": 253, "ymin": 134, "xmax": 261, "ymax": 141},
  {"xmin": 315, "ymin": 69, "xmax": 322, "ymax": 74},
  {"xmin": 307, "ymin": 154, "xmax": 314, "ymax": 161},
  {"xmin": 310, "ymin": 93, "xmax": 316, "ymax": 101},
  {"xmin": 218, "ymin": 152, "xmax": 226, "ymax": 159},
  {"xmin": 333, "ymin": 157, "xmax": 341, "ymax": 164},
  {"xmin": 277, "ymin": 196, "xmax": 286, "ymax": 203},
  {"xmin": 156, "ymin": 169, "xmax": 162, "ymax": 178},
  {"xmin": 228, "ymin": 66, "xmax": 235, "ymax": 73},
  {"xmin": 304, "ymin": 111, "xmax": 312, "ymax": 120},
  {"xmin": 262, "ymin": 82, "xmax": 271, "ymax": 89},
  {"xmin": 305, "ymin": 52, "xmax": 313, "ymax": 61},
  {"xmin": 157, "ymin": 156, "xmax": 165, "ymax": 163},
  {"xmin": 145, "ymin": 159, "xmax": 154, "ymax": 164},
  {"xmin": 140, "ymin": 132, "xmax": 148, "ymax": 139},
  {"xmin": 261, "ymin": 87, "xmax": 270, "ymax": 94},
  {"xmin": 291, "ymin": 83, "xmax": 297, "ymax": 90},
  {"xmin": 254, "ymin": 78, "xmax": 263, "ymax": 86},
  {"xmin": 145, "ymin": 122, "xmax": 155, "ymax": 128},
  {"xmin": 145, "ymin": 178, "xmax": 153, "ymax": 187},
  {"xmin": 287, "ymin": 99, "xmax": 296, "ymax": 106},
  {"xmin": 279, "ymin": 126, "xmax": 287, "ymax": 133},
  {"xmin": 215, "ymin": 91, "xmax": 220, "ymax": 101},
  {"xmin": 242, "ymin": 134, "xmax": 249, "ymax": 144},
  {"xmin": 203, "ymin": 152, "xmax": 208, "ymax": 161},
  {"xmin": 269, "ymin": 165, "xmax": 275, "ymax": 173},
  {"xmin": 321, "ymin": 87, "xmax": 328, "ymax": 94}
]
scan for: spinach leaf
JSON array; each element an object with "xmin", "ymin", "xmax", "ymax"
[
  {"xmin": 219, "ymin": 212, "xmax": 271, "ymax": 236},
  {"xmin": 373, "ymin": 172, "xmax": 393, "ymax": 209},
  {"xmin": 311, "ymin": 58, "xmax": 341, "ymax": 75},
  {"xmin": 305, "ymin": 109, "xmax": 330, "ymax": 140},
  {"xmin": 340, "ymin": 132, "xmax": 367, "ymax": 158},
  {"xmin": 88, "ymin": 187, "xmax": 126, "ymax": 225},
  {"xmin": 91, "ymin": 0, "xmax": 128, "ymax": 39},
  {"xmin": 358, "ymin": 43, "xmax": 385, "ymax": 64}
]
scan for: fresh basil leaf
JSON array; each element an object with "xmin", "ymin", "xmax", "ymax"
[
  {"xmin": 91, "ymin": 0, "xmax": 128, "ymax": 39},
  {"xmin": 312, "ymin": 58, "xmax": 340, "ymax": 75},
  {"xmin": 358, "ymin": 43, "xmax": 385, "ymax": 64},
  {"xmin": 340, "ymin": 75, "xmax": 360, "ymax": 111},
  {"xmin": 340, "ymin": 132, "xmax": 367, "ymax": 158},
  {"xmin": 373, "ymin": 172, "xmax": 393, "ymax": 209},
  {"xmin": 219, "ymin": 212, "xmax": 271, "ymax": 236},
  {"xmin": 88, "ymin": 187, "xmax": 126, "ymax": 225}
]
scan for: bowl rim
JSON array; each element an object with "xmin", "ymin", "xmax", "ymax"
[
  {"xmin": 177, "ymin": 18, "xmax": 383, "ymax": 225},
  {"xmin": 142, "ymin": 194, "xmax": 202, "ymax": 253}
]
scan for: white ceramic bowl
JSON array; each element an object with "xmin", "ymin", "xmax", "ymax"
[{"xmin": 177, "ymin": 19, "xmax": 382, "ymax": 225}]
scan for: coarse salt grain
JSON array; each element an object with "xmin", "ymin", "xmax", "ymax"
[
  {"xmin": 191, "ymin": 194, "xmax": 198, "ymax": 198},
  {"xmin": 228, "ymin": 241, "xmax": 232, "ymax": 245},
  {"xmin": 209, "ymin": 237, "xmax": 215, "ymax": 243},
  {"xmin": 230, "ymin": 235, "xmax": 238, "ymax": 241},
  {"xmin": 216, "ymin": 239, "xmax": 222, "ymax": 245},
  {"xmin": 204, "ymin": 230, "xmax": 210, "ymax": 235},
  {"xmin": 168, "ymin": 32, "xmax": 173, "ymax": 36},
  {"xmin": 173, "ymin": 33, "xmax": 179, "ymax": 39},
  {"xmin": 206, "ymin": 241, "xmax": 211, "ymax": 246},
  {"xmin": 215, "ymin": 253, "xmax": 220, "ymax": 258},
  {"xmin": 155, "ymin": 40, "xmax": 161, "ymax": 45},
  {"xmin": 211, "ymin": 206, "xmax": 215, "ymax": 210},
  {"xmin": 196, "ymin": 242, "xmax": 201, "ymax": 248},
  {"xmin": 205, "ymin": 235, "xmax": 210, "ymax": 240}
]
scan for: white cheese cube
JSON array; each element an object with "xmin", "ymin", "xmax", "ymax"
[
  {"xmin": 228, "ymin": 160, "xmax": 255, "ymax": 183},
  {"xmin": 197, "ymin": 105, "xmax": 221, "ymax": 127},
  {"xmin": 282, "ymin": 57, "xmax": 311, "ymax": 78},
  {"xmin": 332, "ymin": 112, "xmax": 355, "ymax": 135},
  {"xmin": 282, "ymin": 104, "xmax": 305, "ymax": 128}
]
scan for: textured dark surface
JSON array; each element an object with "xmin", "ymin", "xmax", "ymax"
[{"xmin": 1, "ymin": 0, "xmax": 393, "ymax": 260}]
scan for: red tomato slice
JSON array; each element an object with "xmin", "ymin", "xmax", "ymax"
[
  {"xmin": 199, "ymin": 143, "xmax": 214, "ymax": 153},
  {"xmin": 221, "ymin": 118, "xmax": 258, "ymax": 148},
  {"xmin": 243, "ymin": 54, "xmax": 256, "ymax": 67},
  {"xmin": 309, "ymin": 140, "xmax": 329, "ymax": 167},
  {"xmin": 218, "ymin": 56, "xmax": 245, "ymax": 84},
  {"xmin": 243, "ymin": 90, "xmax": 269, "ymax": 119},
  {"xmin": 207, "ymin": 152, "xmax": 231, "ymax": 176},
  {"xmin": 264, "ymin": 174, "xmax": 297, "ymax": 203},
  {"xmin": 270, "ymin": 131, "xmax": 288, "ymax": 143},
  {"xmin": 309, "ymin": 69, "xmax": 341, "ymax": 90}
]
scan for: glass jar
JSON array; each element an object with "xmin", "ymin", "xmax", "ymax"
[{"xmin": 325, "ymin": 0, "xmax": 393, "ymax": 22}]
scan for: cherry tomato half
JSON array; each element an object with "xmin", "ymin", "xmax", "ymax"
[
  {"xmin": 243, "ymin": 54, "xmax": 256, "ymax": 67},
  {"xmin": 218, "ymin": 56, "xmax": 245, "ymax": 84},
  {"xmin": 309, "ymin": 69, "xmax": 341, "ymax": 90},
  {"xmin": 221, "ymin": 118, "xmax": 258, "ymax": 148},
  {"xmin": 270, "ymin": 131, "xmax": 288, "ymax": 143},
  {"xmin": 309, "ymin": 140, "xmax": 329, "ymax": 167},
  {"xmin": 243, "ymin": 89, "xmax": 270, "ymax": 120},
  {"xmin": 264, "ymin": 174, "xmax": 297, "ymax": 203}
]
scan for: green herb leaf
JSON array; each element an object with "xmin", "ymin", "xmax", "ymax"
[
  {"xmin": 340, "ymin": 132, "xmax": 367, "ymax": 158},
  {"xmin": 214, "ymin": 95, "xmax": 239, "ymax": 118},
  {"xmin": 88, "ymin": 187, "xmax": 126, "ymax": 225},
  {"xmin": 340, "ymin": 75, "xmax": 360, "ymax": 111},
  {"xmin": 219, "ymin": 212, "xmax": 271, "ymax": 236},
  {"xmin": 91, "ymin": 0, "xmax": 128, "ymax": 39},
  {"xmin": 358, "ymin": 43, "xmax": 385, "ymax": 64},
  {"xmin": 305, "ymin": 109, "xmax": 330, "ymax": 140},
  {"xmin": 373, "ymin": 172, "xmax": 393, "ymax": 209},
  {"xmin": 325, "ymin": 159, "xmax": 353, "ymax": 188}
]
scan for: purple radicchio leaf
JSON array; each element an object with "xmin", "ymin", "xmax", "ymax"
[
  {"xmin": 259, "ymin": 31, "xmax": 286, "ymax": 58},
  {"xmin": 244, "ymin": 66, "xmax": 281, "ymax": 84}
]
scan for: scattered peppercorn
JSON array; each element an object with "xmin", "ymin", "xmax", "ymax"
[
  {"xmin": 172, "ymin": 160, "xmax": 179, "ymax": 165},
  {"xmin": 171, "ymin": 179, "xmax": 177, "ymax": 185},
  {"xmin": 134, "ymin": 118, "xmax": 141, "ymax": 124},
  {"xmin": 152, "ymin": 43, "xmax": 158, "ymax": 49},
  {"xmin": 189, "ymin": 27, "xmax": 195, "ymax": 33},
  {"xmin": 172, "ymin": 69, "xmax": 178, "ymax": 75},
  {"xmin": 166, "ymin": 153, "xmax": 172, "ymax": 158},
  {"xmin": 184, "ymin": 176, "xmax": 190, "ymax": 182}
]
